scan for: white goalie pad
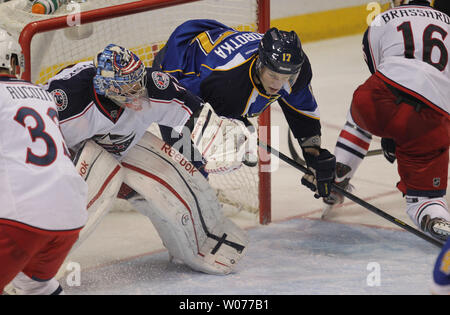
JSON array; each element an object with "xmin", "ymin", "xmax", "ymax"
[
  {"xmin": 191, "ymin": 103, "xmax": 255, "ymax": 174},
  {"xmin": 121, "ymin": 131, "xmax": 249, "ymax": 275},
  {"xmin": 71, "ymin": 140, "xmax": 124, "ymax": 251},
  {"xmin": 52, "ymin": 141, "xmax": 124, "ymax": 282}
]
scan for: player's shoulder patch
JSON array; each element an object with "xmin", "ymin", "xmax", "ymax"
[
  {"xmin": 151, "ymin": 71, "xmax": 170, "ymax": 90},
  {"xmin": 50, "ymin": 88, "xmax": 69, "ymax": 112}
]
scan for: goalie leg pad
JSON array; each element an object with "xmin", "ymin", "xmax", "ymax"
[
  {"xmin": 72, "ymin": 140, "xmax": 124, "ymax": 251},
  {"xmin": 122, "ymin": 131, "xmax": 249, "ymax": 275},
  {"xmin": 53, "ymin": 141, "xmax": 124, "ymax": 281}
]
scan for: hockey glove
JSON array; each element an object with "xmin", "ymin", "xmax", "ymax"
[
  {"xmin": 381, "ymin": 138, "xmax": 396, "ymax": 164},
  {"xmin": 191, "ymin": 103, "xmax": 251, "ymax": 174},
  {"xmin": 301, "ymin": 148, "xmax": 336, "ymax": 198}
]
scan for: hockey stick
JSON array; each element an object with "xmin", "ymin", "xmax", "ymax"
[
  {"xmin": 258, "ymin": 139, "xmax": 445, "ymax": 249},
  {"xmin": 287, "ymin": 130, "xmax": 382, "ymax": 166}
]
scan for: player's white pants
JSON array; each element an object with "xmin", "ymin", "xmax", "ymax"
[{"xmin": 121, "ymin": 131, "xmax": 249, "ymax": 275}]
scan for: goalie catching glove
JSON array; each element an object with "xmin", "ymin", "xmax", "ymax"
[
  {"xmin": 191, "ymin": 103, "xmax": 257, "ymax": 174},
  {"xmin": 301, "ymin": 148, "xmax": 336, "ymax": 198}
]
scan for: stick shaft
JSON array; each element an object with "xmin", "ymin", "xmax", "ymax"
[{"xmin": 258, "ymin": 140, "xmax": 444, "ymax": 248}]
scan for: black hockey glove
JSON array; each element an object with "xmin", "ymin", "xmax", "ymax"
[
  {"xmin": 381, "ymin": 138, "xmax": 396, "ymax": 164},
  {"xmin": 301, "ymin": 148, "xmax": 336, "ymax": 198}
]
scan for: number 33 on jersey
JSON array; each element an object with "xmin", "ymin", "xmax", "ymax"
[
  {"xmin": 0, "ymin": 74, "xmax": 87, "ymax": 232},
  {"xmin": 4, "ymin": 78, "xmax": 70, "ymax": 166},
  {"xmin": 363, "ymin": 5, "xmax": 450, "ymax": 117}
]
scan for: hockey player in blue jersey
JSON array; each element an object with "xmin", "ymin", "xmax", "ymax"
[
  {"xmin": 154, "ymin": 19, "xmax": 336, "ymax": 199},
  {"xmin": 431, "ymin": 238, "xmax": 450, "ymax": 295}
]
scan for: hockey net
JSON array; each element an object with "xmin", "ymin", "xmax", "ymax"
[{"xmin": 0, "ymin": 0, "xmax": 271, "ymax": 223}]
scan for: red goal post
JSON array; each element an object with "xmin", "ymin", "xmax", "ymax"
[{"xmin": 12, "ymin": 0, "xmax": 272, "ymax": 224}]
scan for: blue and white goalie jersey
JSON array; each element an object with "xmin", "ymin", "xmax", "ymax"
[{"xmin": 44, "ymin": 61, "xmax": 203, "ymax": 159}]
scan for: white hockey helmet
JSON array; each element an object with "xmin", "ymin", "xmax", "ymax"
[{"xmin": 0, "ymin": 28, "xmax": 24, "ymax": 77}]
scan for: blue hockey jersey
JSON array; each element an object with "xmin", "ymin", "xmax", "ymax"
[
  {"xmin": 157, "ymin": 19, "xmax": 321, "ymax": 139},
  {"xmin": 432, "ymin": 238, "xmax": 450, "ymax": 295}
]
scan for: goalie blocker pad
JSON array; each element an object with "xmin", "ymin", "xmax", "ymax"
[{"xmin": 121, "ymin": 131, "xmax": 249, "ymax": 275}]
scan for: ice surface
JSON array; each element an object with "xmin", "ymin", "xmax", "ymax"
[{"xmin": 64, "ymin": 217, "xmax": 439, "ymax": 295}]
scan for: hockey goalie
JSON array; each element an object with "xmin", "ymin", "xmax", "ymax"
[{"xmin": 48, "ymin": 44, "xmax": 249, "ymax": 276}]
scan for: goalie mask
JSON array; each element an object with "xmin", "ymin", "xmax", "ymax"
[
  {"xmin": 256, "ymin": 28, "xmax": 304, "ymax": 94},
  {"xmin": 0, "ymin": 28, "xmax": 24, "ymax": 78},
  {"xmin": 93, "ymin": 44, "xmax": 147, "ymax": 108}
]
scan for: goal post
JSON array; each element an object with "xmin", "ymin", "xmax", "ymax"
[
  {"xmin": 4, "ymin": 0, "xmax": 272, "ymax": 224},
  {"xmin": 256, "ymin": 0, "xmax": 271, "ymax": 225}
]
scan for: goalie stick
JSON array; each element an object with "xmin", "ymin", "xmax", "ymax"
[{"xmin": 258, "ymin": 139, "xmax": 445, "ymax": 249}]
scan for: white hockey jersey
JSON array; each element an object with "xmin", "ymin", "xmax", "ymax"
[
  {"xmin": 44, "ymin": 62, "xmax": 203, "ymax": 160},
  {"xmin": 0, "ymin": 74, "xmax": 88, "ymax": 232},
  {"xmin": 364, "ymin": 4, "xmax": 450, "ymax": 116}
]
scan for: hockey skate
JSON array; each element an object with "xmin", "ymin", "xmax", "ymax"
[
  {"xmin": 321, "ymin": 178, "xmax": 353, "ymax": 219},
  {"xmin": 421, "ymin": 215, "xmax": 450, "ymax": 241}
]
